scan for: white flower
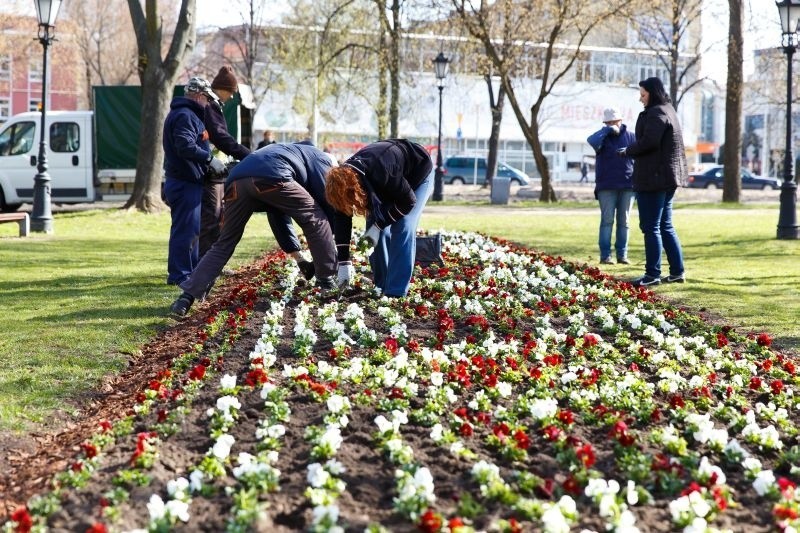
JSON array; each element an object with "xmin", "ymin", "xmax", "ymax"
[
  {"xmin": 147, "ymin": 494, "xmax": 165, "ymax": 520},
  {"xmin": 683, "ymin": 517, "xmax": 708, "ymax": 533},
  {"xmin": 753, "ymin": 469, "xmax": 776, "ymax": 496},
  {"xmin": 430, "ymin": 423, "xmax": 444, "ymax": 442},
  {"xmin": 166, "ymin": 477, "xmax": 189, "ymax": 499},
  {"xmin": 260, "ymin": 382, "xmax": 277, "ymax": 399},
  {"xmin": 626, "ymin": 480, "xmax": 639, "ymax": 505},
  {"xmin": 216, "ymin": 395, "xmax": 241, "ymax": 413},
  {"xmin": 529, "ymin": 398, "xmax": 559, "ymax": 420},
  {"xmin": 496, "ymin": 381, "xmax": 513, "ymax": 397},
  {"xmin": 312, "ymin": 504, "xmax": 340, "ymax": 525},
  {"xmin": 307, "ymin": 462, "xmax": 331, "ymax": 488},
  {"xmin": 374, "ymin": 415, "xmax": 394, "ymax": 434},
  {"xmin": 212, "ymin": 434, "xmax": 235, "ymax": 460},
  {"xmin": 189, "ymin": 469, "xmax": 204, "ymax": 493},
  {"xmin": 165, "ymin": 499, "xmax": 190, "ymax": 522},
  {"xmin": 220, "ymin": 374, "xmax": 237, "ymax": 390},
  {"xmin": 541, "ymin": 503, "xmax": 570, "ymax": 533},
  {"xmin": 430, "ymin": 372, "xmax": 444, "ymax": 386}
]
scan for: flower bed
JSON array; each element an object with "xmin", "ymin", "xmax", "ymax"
[{"xmin": 4, "ymin": 231, "xmax": 800, "ymax": 533}]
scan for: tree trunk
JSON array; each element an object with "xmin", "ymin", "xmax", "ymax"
[
  {"xmin": 723, "ymin": 0, "xmax": 743, "ymax": 203},
  {"xmin": 376, "ymin": 30, "xmax": 389, "ymax": 139},
  {"xmin": 484, "ymin": 75, "xmax": 505, "ymax": 189},
  {"xmin": 388, "ymin": 0, "xmax": 400, "ymax": 138}
]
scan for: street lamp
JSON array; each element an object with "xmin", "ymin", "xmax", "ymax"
[
  {"xmin": 431, "ymin": 51, "xmax": 450, "ymax": 202},
  {"xmin": 776, "ymin": 0, "xmax": 800, "ymax": 239},
  {"xmin": 30, "ymin": 0, "xmax": 62, "ymax": 233}
]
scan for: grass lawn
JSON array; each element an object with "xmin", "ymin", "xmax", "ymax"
[{"xmin": 0, "ymin": 202, "xmax": 797, "ymax": 431}]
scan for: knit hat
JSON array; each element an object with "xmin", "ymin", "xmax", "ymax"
[
  {"xmin": 211, "ymin": 66, "xmax": 238, "ymax": 92},
  {"xmin": 602, "ymin": 108, "xmax": 621, "ymax": 123}
]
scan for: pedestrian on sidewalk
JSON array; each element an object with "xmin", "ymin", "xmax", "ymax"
[
  {"xmin": 617, "ymin": 77, "xmax": 686, "ymax": 287},
  {"xmin": 325, "ymin": 139, "xmax": 433, "ymax": 297},
  {"xmin": 579, "ymin": 161, "xmax": 589, "ymax": 183},
  {"xmin": 587, "ymin": 107, "xmax": 635, "ymax": 265},
  {"xmin": 170, "ymin": 142, "xmax": 339, "ymax": 316}
]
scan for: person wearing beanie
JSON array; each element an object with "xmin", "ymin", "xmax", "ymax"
[
  {"xmin": 199, "ymin": 65, "xmax": 251, "ymax": 259},
  {"xmin": 586, "ymin": 106, "xmax": 636, "ymax": 266},
  {"xmin": 617, "ymin": 76, "xmax": 686, "ymax": 287}
]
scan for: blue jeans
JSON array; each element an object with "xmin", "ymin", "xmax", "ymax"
[
  {"xmin": 369, "ymin": 172, "xmax": 434, "ymax": 297},
  {"xmin": 164, "ymin": 178, "xmax": 203, "ymax": 285},
  {"xmin": 597, "ymin": 189, "xmax": 635, "ymax": 260},
  {"xmin": 636, "ymin": 190, "xmax": 684, "ymax": 278}
]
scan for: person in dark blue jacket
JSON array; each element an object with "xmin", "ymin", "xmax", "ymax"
[
  {"xmin": 163, "ymin": 77, "xmax": 225, "ymax": 286},
  {"xmin": 324, "ymin": 139, "xmax": 433, "ymax": 297},
  {"xmin": 170, "ymin": 142, "xmax": 338, "ymax": 316},
  {"xmin": 587, "ymin": 107, "xmax": 636, "ymax": 265}
]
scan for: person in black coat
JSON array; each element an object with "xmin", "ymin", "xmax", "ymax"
[
  {"xmin": 199, "ymin": 66, "xmax": 252, "ymax": 258},
  {"xmin": 618, "ymin": 77, "xmax": 686, "ymax": 287},
  {"xmin": 324, "ymin": 139, "xmax": 433, "ymax": 297}
]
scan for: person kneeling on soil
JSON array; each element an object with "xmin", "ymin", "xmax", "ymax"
[{"xmin": 170, "ymin": 142, "xmax": 340, "ymax": 316}]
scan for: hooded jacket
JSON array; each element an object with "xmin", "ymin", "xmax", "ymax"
[
  {"xmin": 587, "ymin": 124, "xmax": 635, "ymax": 191},
  {"xmin": 162, "ymin": 96, "xmax": 211, "ymax": 183},
  {"xmin": 625, "ymin": 102, "xmax": 688, "ymax": 192}
]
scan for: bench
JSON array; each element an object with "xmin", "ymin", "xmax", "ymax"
[{"xmin": 0, "ymin": 212, "xmax": 30, "ymax": 237}]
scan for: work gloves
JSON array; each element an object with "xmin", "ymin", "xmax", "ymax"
[
  {"xmin": 208, "ymin": 156, "xmax": 226, "ymax": 175},
  {"xmin": 337, "ymin": 261, "xmax": 355, "ymax": 288},
  {"xmin": 363, "ymin": 224, "xmax": 381, "ymax": 247}
]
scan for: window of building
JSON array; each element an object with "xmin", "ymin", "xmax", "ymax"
[
  {"xmin": 29, "ymin": 60, "xmax": 43, "ymax": 83},
  {"xmin": 29, "ymin": 100, "xmax": 41, "ymax": 112},
  {"xmin": 0, "ymin": 121, "xmax": 36, "ymax": 156},
  {"xmin": 0, "ymin": 98, "xmax": 9, "ymax": 122},
  {"xmin": 50, "ymin": 122, "xmax": 80, "ymax": 152},
  {"xmin": 0, "ymin": 56, "xmax": 10, "ymax": 81}
]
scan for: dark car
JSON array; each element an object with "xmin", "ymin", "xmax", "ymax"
[{"xmin": 687, "ymin": 166, "xmax": 780, "ymax": 190}]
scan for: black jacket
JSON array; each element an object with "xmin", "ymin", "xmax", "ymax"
[
  {"xmin": 333, "ymin": 139, "xmax": 432, "ymax": 261},
  {"xmin": 625, "ymin": 103, "xmax": 688, "ymax": 192},
  {"xmin": 204, "ymin": 100, "xmax": 250, "ymax": 183},
  {"xmin": 162, "ymin": 97, "xmax": 211, "ymax": 183}
]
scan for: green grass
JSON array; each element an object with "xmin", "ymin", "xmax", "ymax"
[
  {"xmin": 0, "ymin": 202, "xmax": 797, "ymax": 431},
  {"xmin": 0, "ymin": 208, "xmax": 275, "ymax": 430}
]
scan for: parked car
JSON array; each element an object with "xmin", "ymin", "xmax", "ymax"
[
  {"xmin": 686, "ymin": 166, "xmax": 780, "ymax": 190},
  {"xmin": 443, "ymin": 156, "xmax": 530, "ymax": 186}
]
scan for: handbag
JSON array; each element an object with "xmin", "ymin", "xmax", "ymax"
[{"xmin": 415, "ymin": 233, "xmax": 443, "ymax": 266}]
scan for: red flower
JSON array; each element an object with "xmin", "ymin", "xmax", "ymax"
[
  {"xmin": 10, "ymin": 506, "xmax": 32, "ymax": 532},
  {"xmin": 576, "ymin": 443, "xmax": 596, "ymax": 468},
  {"xmin": 749, "ymin": 376, "xmax": 762, "ymax": 390},
  {"xmin": 98, "ymin": 420, "xmax": 112, "ymax": 433},
  {"xmin": 562, "ymin": 475, "xmax": 582, "ymax": 495},
  {"xmin": 757, "ymin": 333, "xmax": 773, "ymax": 347},
  {"xmin": 81, "ymin": 441, "xmax": 98, "ymax": 458},
  {"xmin": 384, "ymin": 337, "xmax": 399, "ymax": 354},
  {"xmin": 513, "ymin": 429, "xmax": 531, "ymax": 449},
  {"xmin": 86, "ymin": 523, "xmax": 108, "ymax": 533},
  {"xmin": 507, "ymin": 518, "xmax": 522, "ymax": 533},
  {"xmin": 716, "ymin": 332, "xmax": 729, "ymax": 347},
  {"xmin": 557, "ymin": 409, "xmax": 575, "ymax": 425},
  {"xmin": 448, "ymin": 517, "xmax": 465, "ymax": 529},
  {"xmin": 459, "ymin": 422, "xmax": 474, "ymax": 437},
  {"xmin": 417, "ymin": 508, "xmax": 442, "ymax": 533},
  {"xmin": 771, "ymin": 380, "xmax": 784, "ymax": 395}
]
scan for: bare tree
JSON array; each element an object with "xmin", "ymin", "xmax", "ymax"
[
  {"xmin": 124, "ymin": 0, "xmax": 197, "ymax": 213},
  {"xmin": 483, "ymin": 72, "xmax": 505, "ymax": 189},
  {"xmin": 452, "ymin": 0, "xmax": 632, "ymax": 202},
  {"xmin": 623, "ymin": 0, "xmax": 711, "ymax": 110},
  {"xmin": 723, "ymin": 0, "xmax": 743, "ymax": 202},
  {"xmin": 374, "ymin": 0, "xmax": 401, "ymax": 137}
]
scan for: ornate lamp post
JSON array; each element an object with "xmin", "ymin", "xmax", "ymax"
[
  {"xmin": 776, "ymin": 0, "xmax": 800, "ymax": 239},
  {"xmin": 431, "ymin": 52, "xmax": 450, "ymax": 202},
  {"xmin": 30, "ymin": 0, "xmax": 62, "ymax": 233}
]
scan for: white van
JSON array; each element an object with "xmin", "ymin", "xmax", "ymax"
[{"xmin": 0, "ymin": 111, "xmax": 95, "ymax": 211}]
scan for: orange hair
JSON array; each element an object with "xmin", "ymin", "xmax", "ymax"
[{"xmin": 325, "ymin": 165, "xmax": 368, "ymax": 216}]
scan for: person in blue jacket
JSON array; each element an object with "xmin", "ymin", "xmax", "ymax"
[
  {"xmin": 587, "ymin": 107, "xmax": 636, "ymax": 265},
  {"xmin": 324, "ymin": 139, "xmax": 433, "ymax": 298},
  {"xmin": 170, "ymin": 142, "xmax": 338, "ymax": 316},
  {"xmin": 163, "ymin": 77, "xmax": 226, "ymax": 286}
]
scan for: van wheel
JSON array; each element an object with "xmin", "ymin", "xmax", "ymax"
[
  {"xmin": 0, "ymin": 189, "xmax": 21, "ymax": 212},
  {"xmin": 450, "ymin": 177, "xmax": 464, "ymax": 185}
]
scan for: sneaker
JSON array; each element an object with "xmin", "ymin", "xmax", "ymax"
[
  {"xmin": 315, "ymin": 276, "xmax": 337, "ymax": 297},
  {"xmin": 170, "ymin": 292, "xmax": 195, "ymax": 316},
  {"xmin": 661, "ymin": 273, "xmax": 685, "ymax": 283},
  {"xmin": 617, "ymin": 257, "xmax": 631, "ymax": 265},
  {"xmin": 297, "ymin": 259, "xmax": 315, "ymax": 280},
  {"xmin": 600, "ymin": 257, "xmax": 614, "ymax": 265},
  {"xmin": 631, "ymin": 275, "xmax": 660, "ymax": 287}
]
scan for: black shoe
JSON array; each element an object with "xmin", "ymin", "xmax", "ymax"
[
  {"xmin": 617, "ymin": 257, "xmax": 631, "ymax": 265},
  {"xmin": 631, "ymin": 275, "xmax": 660, "ymax": 287},
  {"xmin": 661, "ymin": 274, "xmax": 685, "ymax": 283},
  {"xmin": 170, "ymin": 292, "xmax": 195, "ymax": 316},
  {"xmin": 600, "ymin": 257, "xmax": 614, "ymax": 265},
  {"xmin": 315, "ymin": 276, "xmax": 337, "ymax": 297},
  {"xmin": 297, "ymin": 260, "xmax": 315, "ymax": 280}
]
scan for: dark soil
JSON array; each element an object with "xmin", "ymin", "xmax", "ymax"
[{"xmin": 0, "ymin": 245, "xmax": 792, "ymax": 532}]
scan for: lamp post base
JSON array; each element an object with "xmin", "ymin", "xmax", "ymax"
[
  {"xmin": 432, "ymin": 169, "xmax": 444, "ymax": 202},
  {"xmin": 30, "ymin": 170, "xmax": 53, "ymax": 234},
  {"xmin": 777, "ymin": 180, "xmax": 799, "ymax": 239}
]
